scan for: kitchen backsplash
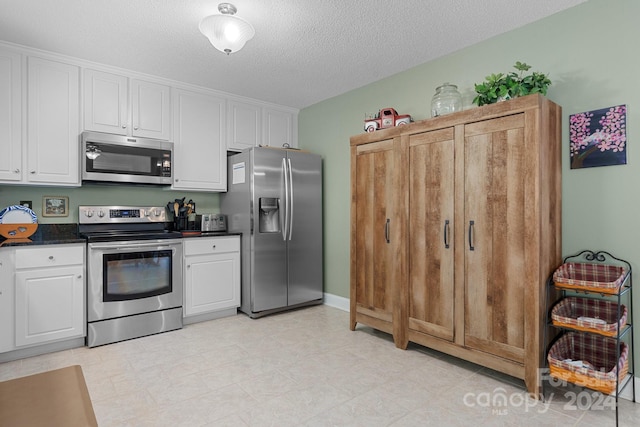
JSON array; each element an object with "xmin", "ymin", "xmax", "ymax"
[{"xmin": 0, "ymin": 185, "xmax": 220, "ymax": 224}]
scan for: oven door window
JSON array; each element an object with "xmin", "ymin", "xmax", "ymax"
[{"xmin": 103, "ymin": 250, "xmax": 172, "ymax": 301}]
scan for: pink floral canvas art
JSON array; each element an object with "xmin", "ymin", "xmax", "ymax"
[{"xmin": 569, "ymin": 104, "xmax": 627, "ymax": 169}]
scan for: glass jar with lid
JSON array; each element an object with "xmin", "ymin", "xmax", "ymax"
[{"xmin": 431, "ymin": 83, "xmax": 462, "ymax": 117}]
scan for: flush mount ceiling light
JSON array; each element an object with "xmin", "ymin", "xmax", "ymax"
[{"xmin": 199, "ymin": 3, "xmax": 255, "ymax": 55}]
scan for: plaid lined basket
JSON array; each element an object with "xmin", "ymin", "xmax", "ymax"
[
  {"xmin": 551, "ymin": 297, "xmax": 627, "ymax": 337},
  {"xmin": 553, "ymin": 262, "xmax": 627, "ymax": 294},
  {"xmin": 548, "ymin": 332, "xmax": 628, "ymax": 394}
]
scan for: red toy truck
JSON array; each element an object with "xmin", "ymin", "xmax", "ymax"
[{"xmin": 364, "ymin": 108, "xmax": 412, "ymax": 132}]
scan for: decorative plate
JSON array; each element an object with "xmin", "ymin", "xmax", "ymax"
[{"xmin": 0, "ymin": 205, "xmax": 38, "ymax": 224}]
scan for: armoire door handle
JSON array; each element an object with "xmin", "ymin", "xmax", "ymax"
[
  {"xmin": 468, "ymin": 220, "xmax": 475, "ymax": 251},
  {"xmin": 384, "ymin": 218, "xmax": 390, "ymax": 243},
  {"xmin": 444, "ymin": 220, "xmax": 450, "ymax": 249}
]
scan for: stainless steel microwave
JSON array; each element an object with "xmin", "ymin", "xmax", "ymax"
[{"xmin": 81, "ymin": 132, "xmax": 173, "ymax": 185}]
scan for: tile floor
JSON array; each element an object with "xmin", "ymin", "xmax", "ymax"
[{"xmin": 1, "ymin": 305, "xmax": 638, "ymax": 426}]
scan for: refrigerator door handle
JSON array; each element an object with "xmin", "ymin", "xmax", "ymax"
[
  {"xmin": 287, "ymin": 158, "xmax": 294, "ymax": 241},
  {"xmin": 282, "ymin": 157, "xmax": 289, "ymax": 241}
]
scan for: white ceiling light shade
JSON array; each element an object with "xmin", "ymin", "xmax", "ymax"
[{"xmin": 199, "ymin": 3, "xmax": 255, "ymax": 55}]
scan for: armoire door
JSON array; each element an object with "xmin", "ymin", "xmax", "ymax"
[
  {"xmin": 463, "ymin": 113, "xmax": 527, "ymax": 363},
  {"xmin": 407, "ymin": 128, "xmax": 455, "ymax": 341},
  {"xmin": 351, "ymin": 138, "xmax": 397, "ymax": 333}
]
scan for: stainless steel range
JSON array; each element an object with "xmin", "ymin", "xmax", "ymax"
[{"xmin": 79, "ymin": 205, "xmax": 183, "ymax": 347}]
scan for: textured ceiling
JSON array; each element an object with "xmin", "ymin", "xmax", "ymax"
[{"xmin": 0, "ymin": 0, "xmax": 586, "ymax": 109}]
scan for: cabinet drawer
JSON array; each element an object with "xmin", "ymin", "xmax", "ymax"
[
  {"xmin": 16, "ymin": 245, "xmax": 84, "ymax": 269},
  {"xmin": 184, "ymin": 236, "xmax": 239, "ymax": 256}
]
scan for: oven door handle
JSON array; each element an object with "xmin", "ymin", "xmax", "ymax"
[{"xmin": 89, "ymin": 242, "xmax": 181, "ymax": 251}]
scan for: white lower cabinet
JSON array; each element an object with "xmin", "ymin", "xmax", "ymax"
[
  {"xmin": 14, "ymin": 244, "xmax": 85, "ymax": 348},
  {"xmin": 0, "ymin": 249, "xmax": 15, "ymax": 353},
  {"xmin": 184, "ymin": 236, "xmax": 240, "ymax": 318}
]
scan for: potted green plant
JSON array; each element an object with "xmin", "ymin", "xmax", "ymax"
[{"xmin": 473, "ymin": 61, "xmax": 551, "ymax": 106}]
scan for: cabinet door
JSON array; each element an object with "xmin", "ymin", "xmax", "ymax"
[
  {"xmin": 0, "ymin": 249, "xmax": 15, "ymax": 353},
  {"xmin": 0, "ymin": 48, "xmax": 22, "ymax": 182},
  {"xmin": 131, "ymin": 79, "xmax": 171, "ymax": 140},
  {"xmin": 408, "ymin": 128, "xmax": 455, "ymax": 341},
  {"xmin": 172, "ymin": 89, "xmax": 226, "ymax": 191},
  {"xmin": 351, "ymin": 139, "xmax": 397, "ymax": 331},
  {"xmin": 227, "ymin": 99, "xmax": 261, "ymax": 151},
  {"xmin": 27, "ymin": 57, "xmax": 80, "ymax": 185},
  {"xmin": 464, "ymin": 114, "xmax": 526, "ymax": 363},
  {"xmin": 263, "ymin": 107, "xmax": 297, "ymax": 148},
  {"xmin": 15, "ymin": 265, "xmax": 85, "ymax": 347},
  {"xmin": 83, "ymin": 69, "xmax": 128, "ymax": 135},
  {"xmin": 184, "ymin": 251, "xmax": 240, "ymax": 316}
]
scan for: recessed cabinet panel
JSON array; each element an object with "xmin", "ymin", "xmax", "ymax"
[
  {"xmin": 172, "ymin": 89, "xmax": 226, "ymax": 191},
  {"xmin": 0, "ymin": 249, "xmax": 15, "ymax": 353},
  {"xmin": 83, "ymin": 69, "xmax": 128, "ymax": 134},
  {"xmin": 185, "ymin": 255, "xmax": 239, "ymax": 315},
  {"xmin": 408, "ymin": 128, "xmax": 455, "ymax": 342},
  {"xmin": 183, "ymin": 236, "xmax": 241, "ymax": 317},
  {"xmin": 351, "ymin": 139, "xmax": 397, "ymax": 336},
  {"xmin": 15, "ymin": 266, "xmax": 85, "ymax": 347},
  {"xmin": 133, "ymin": 79, "xmax": 171, "ymax": 140},
  {"xmin": 263, "ymin": 107, "xmax": 296, "ymax": 148},
  {"xmin": 27, "ymin": 56, "xmax": 80, "ymax": 185},
  {"xmin": 227, "ymin": 99, "xmax": 261, "ymax": 151},
  {"xmin": 0, "ymin": 48, "xmax": 22, "ymax": 182},
  {"xmin": 464, "ymin": 115, "xmax": 526, "ymax": 363}
]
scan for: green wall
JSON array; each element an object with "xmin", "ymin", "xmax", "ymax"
[
  {"xmin": 0, "ymin": 185, "xmax": 220, "ymax": 224},
  {"xmin": 301, "ymin": 0, "xmax": 639, "ymax": 299},
  {"xmin": 299, "ymin": 0, "xmax": 640, "ymax": 372}
]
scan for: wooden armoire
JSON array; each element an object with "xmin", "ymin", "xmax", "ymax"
[{"xmin": 350, "ymin": 94, "xmax": 562, "ymax": 396}]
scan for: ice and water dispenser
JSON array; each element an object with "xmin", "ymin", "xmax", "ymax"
[{"xmin": 258, "ymin": 197, "xmax": 280, "ymax": 233}]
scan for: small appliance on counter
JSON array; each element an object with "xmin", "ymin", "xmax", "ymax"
[{"xmin": 199, "ymin": 213, "xmax": 227, "ymax": 232}]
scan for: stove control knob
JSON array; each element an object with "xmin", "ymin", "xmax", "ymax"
[
  {"xmin": 97, "ymin": 210, "xmax": 105, "ymax": 218},
  {"xmin": 85, "ymin": 210, "xmax": 94, "ymax": 218}
]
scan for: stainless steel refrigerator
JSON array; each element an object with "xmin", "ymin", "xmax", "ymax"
[{"xmin": 220, "ymin": 147, "xmax": 323, "ymax": 318}]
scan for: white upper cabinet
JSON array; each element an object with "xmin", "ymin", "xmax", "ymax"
[
  {"xmin": 0, "ymin": 47, "xmax": 22, "ymax": 182},
  {"xmin": 227, "ymin": 101, "xmax": 298, "ymax": 152},
  {"xmin": 263, "ymin": 107, "xmax": 297, "ymax": 149},
  {"xmin": 227, "ymin": 99, "xmax": 261, "ymax": 151},
  {"xmin": 131, "ymin": 79, "xmax": 171, "ymax": 140},
  {"xmin": 83, "ymin": 69, "xmax": 128, "ymax": 134},
  {"xmin": 27, "ymin": 56, "xmax": 80, "ymax": 186},
  {"xmin": 172, "ymin": 88, "xmax": 226, "ymax": 191},
  {"xmin": 84, "ymin": 69, "xmax": 171, "ymax": 140}
]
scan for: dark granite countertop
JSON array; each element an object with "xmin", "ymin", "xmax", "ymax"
[
  {"xmin": 0, "ymin": 224, "xmax": 85, "ymax": 247},
  {"xmin": 0, "ymin": 224, "xmax": 240, "ymax": 247}
]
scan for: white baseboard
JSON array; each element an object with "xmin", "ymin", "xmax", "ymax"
[{"xmin": 323, "ymin": 292, "xmax": 349, "ymax": 312}]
